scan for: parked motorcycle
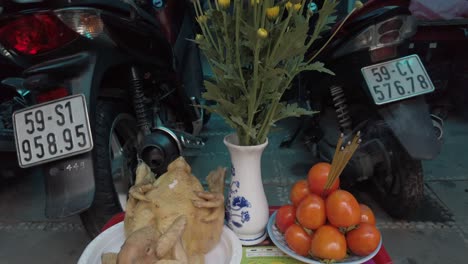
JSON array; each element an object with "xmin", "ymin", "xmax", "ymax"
[
  {"xmin": 285, "ymin": 0, "xmax": 442, "ymax": 217},
  {"xmin": 0, "ymin": 0, "xmax": 207, "ymax": 237}
]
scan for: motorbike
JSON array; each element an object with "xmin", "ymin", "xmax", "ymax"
[
  {"xmin": 0, "ymin": 0, "xmax": 207, "ymax": 237},
  {"xmin": 284, "ymin": 0, "xmax": 443, "ymax": 217}
]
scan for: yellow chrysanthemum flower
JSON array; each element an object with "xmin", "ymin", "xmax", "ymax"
[
  {"xmin": 266, "ymin": 6, "xmax": 280, "ymax": 20},
  {"xmin": 293, "ymin": 3, "xmax": 301, "ymax": 11},
  {"xmin": 218, "ymin": 0, "xmax": 230, "ymax": 9},
  {"xmin": 355, "ymin": 1, "xmax": 364, "ymax": 9},
  {"xmin": 257, "ymin": 28, "xmax": 268, "ymax": 39},
  {"xmin": 285, "ymin": 1, "xmax": 293, "ymax": 10},
  {"xmin": 197, "ymin": 15, "xmax": 208, "ymax": 24}
]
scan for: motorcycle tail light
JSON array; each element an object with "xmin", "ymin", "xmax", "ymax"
[
  {"xmin": 36, "ymin": 87, "xmax": 69, "ymax": 103},
  {"xmin": 55, "ymin": 9, "xmax": 104, "ymax": 40},
  {"xmin": 0, "ymin": 13, "xmax": 78, "ymax": 56},
  {"xmin": 333, "ymin": 15, "xmax": 416, "ymax": 58}
]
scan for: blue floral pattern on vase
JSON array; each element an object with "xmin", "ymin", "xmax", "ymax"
[{"xmin": 225, "ymin": 165, "xmax": 252, "ymax": 229}]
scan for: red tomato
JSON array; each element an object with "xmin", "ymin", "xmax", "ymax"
[
  {"xmin": 307, "ymin": 162, "xmax": 339, "ymax": 197},
  {"xmin": 325, "ymin": 190, "xmax": 361, "ymax": 228},
  {"xmin": 285, "ymin": 224, "xmax": 312, "ymax": 256},
  {"xmin": 346, "ymin": 223, "xmax": 381, "ymax": 256},
  {"xmin": 360, "ymin": 204, "xmax": 376, "ymax": 225},
  {"xmin": 290, "ymin": 180, "xmax": 311, "ymax": 206},
  {"xmin": 275, "ymin": 205, "xmax": 296, "ymax": 233},
  {"xmin": 296, "ymin": 194, "xmax": 326, "ymax": 230},
  {"xmin": 310, "ymin": 225, "xmax": 347, "ymax": 260}
]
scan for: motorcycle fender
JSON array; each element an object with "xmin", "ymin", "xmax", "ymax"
[
  {"xmin": 44, "ymin": 152, "xmax": 95, "ymax": 218},
  {"xmin": 378, "ymin": 96, "xmax": 440, "ymax": 160}
]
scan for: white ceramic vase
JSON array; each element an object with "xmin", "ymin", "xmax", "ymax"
[{"xmin": 223, "ymin": 133, "xmax": 269, "ymax": 246}]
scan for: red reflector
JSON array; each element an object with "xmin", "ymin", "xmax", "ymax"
[
  {"xmin": 370, "ymin": 46, "xmax": 397, "ymax": 62},
  {"xmin": 0, "ymin": 13, "xmax": 78, "ymax": 55},
  {"xmin": 36, "ymin": 88, "xmax": 69, "ymax": 103}
]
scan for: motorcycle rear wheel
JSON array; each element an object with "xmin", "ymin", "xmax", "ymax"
[
  {"xmin": 371, "ymin": 136, "xmax": 424, "ymax": 218},
  {"xmin": 80, "ymin": 99, "xmax": 138, "ymax": 238}
]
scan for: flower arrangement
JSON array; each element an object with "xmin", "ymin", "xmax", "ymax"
[{"xmin": 192, "ymin": 0, "xmax": 339, "ymax": 146}]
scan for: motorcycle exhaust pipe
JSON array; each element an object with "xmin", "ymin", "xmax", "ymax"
[{"xmin": 139, "ymin": 127, "xmax": 182, "ymax": 175}]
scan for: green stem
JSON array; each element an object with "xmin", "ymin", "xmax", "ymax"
[
  {"xmin": 193, "ymin": 1, "xmax": 201, "ymax": 17},
  {"xmin": 200, "ymin": 23, "xmax": 222, "ymax": 58},
  {"xmin": 306, "ymin": 6, "xmax": 358, "ymax": 64},
  {"xmin": 234, "ymin": 0, "xmax": 247, "ymax": 94},
  {"xmin": 194, "ymin": 1, "xmax": 221, "ymax": 57},
  {"xmin": 247, "ymin": 39, "xmax": 261, "ymax": 146},
  {"xmin": 268, "ymin": 12, "xmax": 292, "ymax": 67},
  {"xmin": 257, "ymin": 66, "xmax": 297, "ymax": 143},
  {"xmin": 260, "ymin": 0, "xmax": 267, "ymax": 29},
  {"xmin": 204, "ymin": 1, "xmax": 224, "ymax": 60},
  {"xmin": 222, "ymin": 11, "xmax": 232, "ymax": 64},
  {"xmin": 257, "ymin": 101, "xmax": 277, "ymax": 144},
  {"xmin": 253, "ymin": 2, "xmax": 258, "ymax": 28}
]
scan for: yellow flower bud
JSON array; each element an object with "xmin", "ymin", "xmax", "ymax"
[
  {"xmin": 218, "ymin": 0, "xmax": 230, "ymax": 9},
  {"xmin": 195, "ymin": 34, "xmax": 204, "ymax": 41},
  {"xmin": 293, "ymin": 3, "xmax": 301, "ymax": 11},
  {"xmin": 257, "ymin": 28, "xmax": 268, "ymax": 39},
  {"xmin": 355, "ymin": 1, "xmax": 364, "ymax": 9},
  {"xmin": 285, "ymin": 1, "xmax": 293, "ymax": 10},
  {"xmin": 266, "ymin": 6, "xmax": 280, "ymax": 20},
  {"xmin": 197, "ymin": 15, "xmax": 208, "ymax": 24}
]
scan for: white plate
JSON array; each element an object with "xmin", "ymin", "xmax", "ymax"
[
  {"xmin": 361, "ymin": 54, "xmax": 434, "ymax": 105},
  {"xmin": 267, "ymin": 211, "xmax": 382, "ymax": 264},
  {"xmin": 78, "ymin": 222, "xmax": 242, "ymax": 264}
]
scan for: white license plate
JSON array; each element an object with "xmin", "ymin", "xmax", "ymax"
[
  {"xmin": 361, "ymin": 55, "xmax": 435, "ymax": 105},
  {"xmin": 13, "ymin": 94, "xmax": 93, "ymax": 168}
]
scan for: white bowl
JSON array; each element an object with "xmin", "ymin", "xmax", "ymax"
[{"xmin": 78, "ymin": 222, "xmax": 243, "ymax": 264}]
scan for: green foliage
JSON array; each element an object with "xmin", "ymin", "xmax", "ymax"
[{"xmin": 192, "ymin": 0, "xmax": 337, "ymax": 145}]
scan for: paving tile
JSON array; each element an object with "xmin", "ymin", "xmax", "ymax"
[
  {"xmin": 424, "ymin": 117, "xmax": 468, "ymax": 181},
  {"xmin": 0, "ymin": 230, "xmax": 90, "ymax": 264},
  {"xmin": 379, "ymin": 228, "xmax": 468, "ymax": 264},
  {"xmin": 425, "ymin": 181, "xmax": 468, "ymax": 219}
]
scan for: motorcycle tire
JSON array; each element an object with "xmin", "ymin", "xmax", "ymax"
[
  {"xmin": 80, "ymin": 99, "xmax": 138, "ymax": 238},
  {"xmin": 371, "ymin": 136, "xmax": 424, "ymax": 218}
]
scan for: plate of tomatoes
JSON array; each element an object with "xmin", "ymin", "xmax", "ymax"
[{"xmin": 267, "ymin": 162, "xmax": 382, "ymax": 264}]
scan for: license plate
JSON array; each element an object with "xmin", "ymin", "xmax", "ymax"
[
  {"xmin": 361, "ymin": 54, "xmax": 435, "ymax": 105},
  {"xmin": 13, "ymin": 94, "xmax": 93, "ymax": 168}
]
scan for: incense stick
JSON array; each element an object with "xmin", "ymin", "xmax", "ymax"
[
  {"xmin": 323, "ymin": 132, "xmax": 361, "ymax": 194},
  {"xmin": 327, "ymin": 133, "xmax": 344, "ymax": 187}
]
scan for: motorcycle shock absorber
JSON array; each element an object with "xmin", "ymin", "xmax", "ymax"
[
  {"xmin": 130, "ymin": 66, "xmax": 151, "ymax": 135},
  {"xmin": 330, "ymin": 85, "xmax": 352, "ymax": 132}
]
